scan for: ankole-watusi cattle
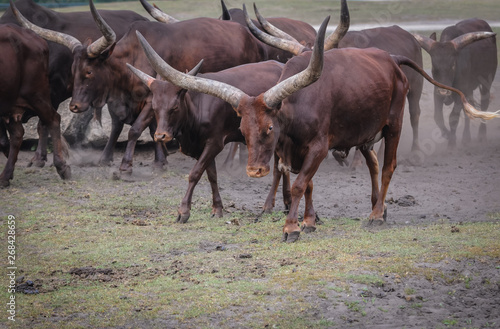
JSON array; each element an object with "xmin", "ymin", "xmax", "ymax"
[
  {"xmin": 12, "ymin": 0, "xmax": 274, "ymax": 176},
  {"xmin": 413, "ymin": 19, "xmax": 497, "ymax": 147},
  {"xmin": 3, "ymin": 0, "xmax": 148, "ymax": 167},
  {"xmin": 137, "ymin": 12, "xmax": 500, "ymax": 242},
  {"xmin": 127, "ymin": 52, "xmax": 285, "ymax": 223},
  {"xmin": 139, "ymin": 0, "xmax": 318, "ymax": 64},
  {"xmin": 0, "ymin": 24, "xmax": 71, "ymax": 187}
]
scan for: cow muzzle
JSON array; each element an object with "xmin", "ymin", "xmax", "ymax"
[
  {"xmin": 246, "ymin": 165, "xmax": 270, "ymax": 178},
  {"xmin": 154, "ymin": 132, "xmax": 173, "ymax": 143},
  {"xmin": 69, "ymin": 101, "xmax": 89, "ymax": 113}
]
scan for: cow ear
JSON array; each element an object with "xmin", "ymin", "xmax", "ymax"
[
  {"xmin": 99, "ymin": 43, "xmax": 116, "ymax": 60},
  {"xmin": 429, "ymin": 32, "xmax": 437, "ymax": 41}
]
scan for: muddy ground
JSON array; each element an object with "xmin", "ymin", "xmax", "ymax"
[{"xmin": 3, "ymin": 67, "xmax": 500, "ymax": 328}]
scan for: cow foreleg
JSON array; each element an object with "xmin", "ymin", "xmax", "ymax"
[
  {"xmin": 433, "ymin": 94, "xmax": 450, "ymax": 140},
  {"xmin": 119, "ymin": 105, "xmax": 155, "ymax": 174},
  {"xmin": 407, "ymin": 88, "xmax": 422, "ymax": 152},
  {"xmin": 205, "ymin": 159, "xmax": 223, "ymax": 218},
  {"xmin": 448, "ymin": 96, "xmax": 463, "ymax": 147},
  {"xmin": 28, "ymin": 120, "xmax": 48, "ymax": 168},
  {"xmin": 177, "ymin": 144, "xmax": 223, "ymax": 223},
  {"xmin": 0, "ymin": 121, "xmax": 23, "ymax": 187},
  {"xmin": 262, "ymin": 154, "xmax": 284, "ymax": 213},
  {"xmin": 99, "ymin": 111, "xmax": 123, "ymax": 166},
  {"xmin": 478, "ymin": 84, "xmax": 492, "ymax": 142},
  {"xmin": 147, "ymin": 121, "xmax": 167, "ymax": 170},
  {"xmin": 0, "ymin": 122, "xmax": 9, "ymax": 158},
  {"xmin": 45, "ymin": 112, "xmax": 71, "ymax": 181},
  {"xmin": 283, "ymin": 149, "xmax": 325, "ymax": 243}
]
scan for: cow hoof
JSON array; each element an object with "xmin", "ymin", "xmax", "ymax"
[
  {"xmin": 282, "ymin": 231, "xmax": 300, "ymax": 243},
  {"xmin": 364, "ymin": 219, "xmax": 387, "ymax": 228},
  {"xmin": 301, "ymin": 225, "xmax": 316, "ymax": 234},
  {"xmin": 28, "ymin": 159, "xmax": 45, "ymax": 168},
  {"xmin": 0, "ymin": 180, "xmax": 10, "ymax": 188},
  {"xmin": 111, "ymin": 171, "xmax": 121, "ymax": 180},
  {"xmin": 211, "ymin": 209, "xmax": 223, "ymax": 218},
  {"xmin": 57, "ymin": 165, "xmax": 72, "ymax": 180},
  {"xmin": 176, "ymin": 213, "xmax": 190, "ymax": 224}
]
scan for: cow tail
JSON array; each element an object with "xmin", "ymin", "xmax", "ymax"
[{"xmin": 391, "ymin": 54, "xmax": 500, "ymax": 121}]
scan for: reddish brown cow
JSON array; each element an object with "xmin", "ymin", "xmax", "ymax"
[
  {"xmin": 14, "ymin": 0, "xmax": 269, "ymax": 176},
  {"xmin": 139, "ymin": 17, "xmax": 499, "ymax": 242},
  {"xmin": 0, "ymin": 24, "xmax": 70, "ymax": 187},
  {"xmin": 128, "ymin": 53, "xmax": 285, "ymax": 222}
]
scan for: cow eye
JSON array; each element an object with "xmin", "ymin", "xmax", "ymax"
[{"xmin": 268, "ymin": 125, "xmax": 273, "ymax": 132}]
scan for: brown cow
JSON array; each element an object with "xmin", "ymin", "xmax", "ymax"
[
  {"xmin": 137, "ymin": 17, "xmax": 499, "ymax": 242},
  {"xmin": 128, "ymin": 55, "xmax": 285, "ymax": 223},
  {"xmin": 0, "ymin": 24, "xmax": 70, "ymax": 187},
  {"xmin": 414, "ymin": 19, "xmax": 497, "ymax": 147}
]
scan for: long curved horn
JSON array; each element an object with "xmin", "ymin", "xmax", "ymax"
[
  {"xmin": 253, "ymin": 3, "xmax": 299, "ymax": 43},
  {"xmin": 451, "ymin": 31, "xmax": 496, "ymax": 50},
  {"xmin": 126, "ymin": 59, "xmax": 202, "ymax": 90},
  {"xmin": 262, "ymin": 16, "xmax": 329, "ymax": 109},
  {"xmin": 135, "ymin": 31, "xmax": 246, "ymax": 109},
  {"xmin": 126, "ymin": 63, "xmax": 155, "ymax": 89},
  {"xmin": 412, "ymin": 34, "xmax": 435, "ymax": 53},
  {"xmin": 87, "ymin": 0, "xmax": 116, "ymax": 58},
  {"xmin": 139, "ymin": 0, "xmax": 179, "ymax": 24},
  {"xmin": 243, "ymin": 4, "xmax": 305, "ymax": 56},
  {"xmin": 9, "ymin": 0, "xmax": 82, "ymax": 52},
  {"xmin": 324, "ymin": 0, "xmax": 350, "ymax": 50},
  {"xmin": 220, "ymin": 0, "xmax": 231, "ymax": 21}
]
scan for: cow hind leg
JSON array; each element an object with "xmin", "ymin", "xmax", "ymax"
[
  {"xmin": 301, "ymin": 180, "xmax": 317, "ymax": 233},
  {"xmin": 407, "ymin": 89, "xmax": 422, "ymax": 152},
  {"xmin": 360, "ymin": 147, "xmax": 380, "ymax": 209},
  {"xmin": 0, "ymin": 120, "xmax": 24, "ymax": 187}
]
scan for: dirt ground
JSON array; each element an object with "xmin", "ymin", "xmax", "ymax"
[{"xmin": 3, "ymin": 66, "xmax": 500, "ymax": 327}]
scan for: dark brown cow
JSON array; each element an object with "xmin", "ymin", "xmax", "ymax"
[
  {"xmin": 339, "ymin": 25, "xmax": 424, "ymax": 153},
  {"xmin": 128, "ymin": 49, "xmax": 285, "ymax": 222},
  {"xmin": 414, "ymin": 19, "xmax": 497, "ymax": 147},
  {"xmin": 0, "ymin": 24, "xmax": 70, "ymax": 187},
  {"xmin": 14, "ymin": 0, "xmax": 269, "ymax": 176},
  {"xmin": 142, "ymin": 17, "xmax": 499, "ymax": 242},
  {"xmin": 3, "ymin": 0, "xmax": 148, "ymax": 166}
]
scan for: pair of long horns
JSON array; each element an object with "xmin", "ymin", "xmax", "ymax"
[
  {"xmin": 129, "ymin": 16, "xmax": 330, "ymax": 111},
  {"xmin": 10, "ymin": 0, "xmax": 116, "ymax": 57},
  {"xmin": 244, "ymin": 0, "xmax": 349, "ymax": 55},
  {"xmin": 413, "ymin": 31, "xmax": 496, "ymax": 53}
]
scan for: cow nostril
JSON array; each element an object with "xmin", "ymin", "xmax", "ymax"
[{"xmin": 155, "ymin": 133, "xmax": 166, "ymax": 142}]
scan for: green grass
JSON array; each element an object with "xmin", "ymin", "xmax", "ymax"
[{"xmin": 1, "ymin": 163, "xmax": 500, "ymax": 327}]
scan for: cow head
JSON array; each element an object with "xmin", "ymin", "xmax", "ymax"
[
  {"xmin": 127, "ymin": 61, "xmax": 203, "ymax": 143},
  {"xmin": 10, "ymin": 0, "xmax": 117, "ymax": 113},
  {"xmin": 134, "ymin": 16, "xmax": 329, "ymax": 177},
  {"xmin": 414, "ymin": 31, "xmax": 496, "ymax": 104}
]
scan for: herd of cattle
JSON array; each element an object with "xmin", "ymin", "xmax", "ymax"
[{"xmin": 0, "ymin": 0, "xmax": 498, "ymax": 241}]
